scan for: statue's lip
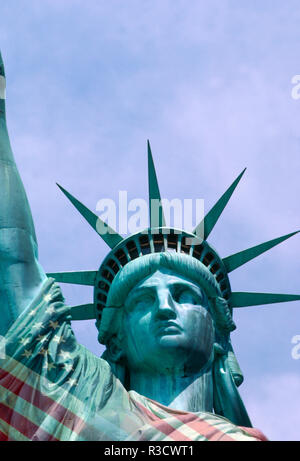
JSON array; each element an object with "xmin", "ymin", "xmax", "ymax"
[{"xmin": 153, "ymin": 321, "xmax": 183, "ymax": 335}]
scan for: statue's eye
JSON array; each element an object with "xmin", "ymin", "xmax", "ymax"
[
  {"xmin": 130, "ymin": 293, "xmax": 155, "ymax": 310},
  {"xmin": 174, "ymin": 288, "xmax": 202, "ymax": 305}
]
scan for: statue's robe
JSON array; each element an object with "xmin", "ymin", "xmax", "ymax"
[{"xmin": 0, "ymin": 278, "xmax": 267, "ymax": 441}]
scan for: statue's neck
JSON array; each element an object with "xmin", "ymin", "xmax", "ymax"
[{"xmin": 128, "ymin": 367, "xmax": 213, "ymax": 413}]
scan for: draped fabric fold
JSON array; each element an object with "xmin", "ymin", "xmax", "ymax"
[{"xmin": 0, "ymin": 278, "xmax": 266, "ymax": 441}]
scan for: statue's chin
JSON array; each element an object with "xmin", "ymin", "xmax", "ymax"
[
  {"xmin": 157, "ymin": 332, "xmax": 183, "ymax": 345},
  {"xmin": 146, "ymin": 338, "xmax": 212, "ymax": 376}
]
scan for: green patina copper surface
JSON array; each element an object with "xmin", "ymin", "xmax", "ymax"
[
  {"xmin": 147, "ymin": 139, "xmax": 166, "ymax": 228},
  {"xmin": 0, "ymin": 50, "xmax": 299, "ymax": 441}
]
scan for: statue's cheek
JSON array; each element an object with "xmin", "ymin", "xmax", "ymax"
[
  {"xmin": 183, "ymin": 310, "xmax": 215, "ymax": 371},
  {"xmin": 122, "ymin": 312, "xmax": 154, "ymax": 360},
  {"xmin": 185, "ymin": 307, "xmax": 215, "ymax": 342}
]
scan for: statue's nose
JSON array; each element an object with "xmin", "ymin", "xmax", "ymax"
[{"xmin": 155, "ymin": 289, "xmax": 177, "ymax": 320}]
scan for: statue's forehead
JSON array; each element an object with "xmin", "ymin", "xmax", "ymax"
[{"xmin": 133, "ymin": 267, "xmax": 200, "ymax": 290}]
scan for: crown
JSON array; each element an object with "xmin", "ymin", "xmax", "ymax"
[{"xmin": 47, "ymin": 141, "xmax": 300, "ymax": 327}]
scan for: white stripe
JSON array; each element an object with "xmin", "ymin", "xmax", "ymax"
[{"xmin": 0, "ymin": 76, "xmax": 5, "ymax": 99}]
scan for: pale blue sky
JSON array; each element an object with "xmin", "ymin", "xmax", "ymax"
[{"xmin": 1, "ymin": 0, "xmax": 300, "ymax": 440}]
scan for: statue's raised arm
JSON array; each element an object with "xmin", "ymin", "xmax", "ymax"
[{"xmin": 0, "ymin": 52, "xmax": 46, "ymax": 335}]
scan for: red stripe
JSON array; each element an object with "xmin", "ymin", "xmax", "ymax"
[
  {"xmin": 133, "ymin": 400, "xmax": 191, "ymax": 441},
  {"xmin": 0, "ymin": 368, "xmax": 85, "ymax": 436},
  {"xmin": 187, "ymin": 419, "xmax": 234, "ymax": 441},
  {"xmin": 0, "ymin": 402, "xmax": 58, "ymax": 441},
  {"xmin": 137, "ymin": 398, "xmax": 236, "ymax": 441},
  {"xmin": 174, "ymin": 412, "xmax": 235, "ymax": 441},
  {"xmin": 238, "ymin": 426, "xmax": 267, "ymax": 441},
  {"xmin": 0, "ymin": 430, "xmax": 9, "ymax": 441}
]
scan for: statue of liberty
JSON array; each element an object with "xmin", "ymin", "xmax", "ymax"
[{"xmin": 0, "ymin": 51, "xmax": 299, "ymax": 441}]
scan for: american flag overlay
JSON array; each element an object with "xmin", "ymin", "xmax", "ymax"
[{"xmin": 0, "ymin": 278, "xmax": 267, "ymax": 441}]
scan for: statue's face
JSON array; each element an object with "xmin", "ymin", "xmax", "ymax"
[{"xmin": 121, "ymin": 268, "xmax": 215, "ymax": 376}]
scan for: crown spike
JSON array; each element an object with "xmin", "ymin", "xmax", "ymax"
[
  {"xmin": 0, "ymin": 51, "xmax": 5, "ymax": 77},
  {"xmin": 223, "ymin": 231, "xmax": 299, "ymax": 273},
  {"xmin": 147, "ymin": 140, "xmax": 166, "ymax": 227},
  {"xmin": 56, "ymin": 183, "xmax": 123, "ymax": 249},
  {"xmin": 47, "ymin": 270, "xmax": 97, "ymax": 286},
  {"xmin": 70, "ymin": 303, "xmax": 96, "ymax": 320},
  {"xmin": 0, "ymin": 51, "xmax": 6, "ymax": 117},
  {"xmin": 193, "ymin": 168, "xmax": 246, "ymax": 240},
  {"xmin": 230, "ymin": 292, "xmax": 300, "ymax": 308}
]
